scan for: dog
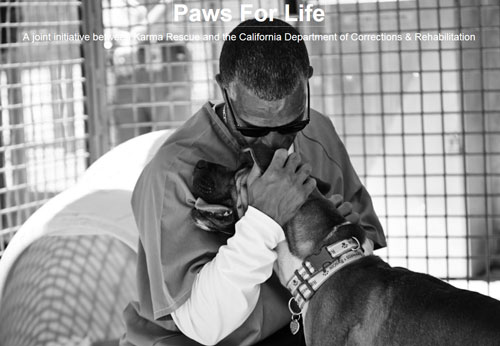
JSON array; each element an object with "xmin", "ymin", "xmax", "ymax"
[{"xmin": 190, "ymin": 152, "xmax": 500, "ymax": 346}]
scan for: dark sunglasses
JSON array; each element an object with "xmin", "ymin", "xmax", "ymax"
[{"xmin": 223, "ymin": 83, "xmax": 310, "ymax": 138}]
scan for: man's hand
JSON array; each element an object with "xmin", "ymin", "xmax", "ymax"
[
  {"xmin": 247, "ymin": 149, "xmax": 316, "ymax": 227},
  {"xmin": 329, "ymin": 194, "xmax": 374, "ymax": 255},
  {"xmin": 329, "ymin": 194, "xmax": 360, "ymax": 225}
]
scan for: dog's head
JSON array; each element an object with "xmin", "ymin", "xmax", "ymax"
[
  {"xmin": 284, "ymin": 193, "xmax": 366, "ymax": 259},
  {"xmin": 190, "ymin": 144, "xmax": 275, "ymax": 236},
  {"xmin": 191, "ymin": 160, "xmax": 238, "ymax": 235},
  {"xmin": 191, "ymin": 148, "xmax": 365, "ymax": 258}
]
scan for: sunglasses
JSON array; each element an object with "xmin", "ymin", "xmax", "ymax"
[{"xmin": 223, "ymin": 83, "xmax": 310, "ymax": 138}]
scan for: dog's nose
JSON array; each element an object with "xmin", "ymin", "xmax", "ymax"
[{"xmin": 196, "ymin": 160, "xmax": 208, "ymax": 169}]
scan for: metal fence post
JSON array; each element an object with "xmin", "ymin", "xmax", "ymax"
[{"xmin": 81, "ymin": 0, "xmax": 109, "ymax": 163}]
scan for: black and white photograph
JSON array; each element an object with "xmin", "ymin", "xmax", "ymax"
[{"xmin": 0, "ymin": 0, "xmax": 499, "ymax": 345}]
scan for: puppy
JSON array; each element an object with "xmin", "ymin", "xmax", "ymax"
[{"xmin": 191, "ymin": 155, "xmax": 500, "ymax": 346}]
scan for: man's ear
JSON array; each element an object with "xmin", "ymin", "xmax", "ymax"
[
  {"xmin": 216, "ymin": 74, "xmax": 232, "ymax": 98},
  {"xmin": 307, "ymin": 66, "xmax": 314, "ymax": 79},
  {"xmin": 215, "ymin": 73, "xmax": 223, "ymax": 87}
]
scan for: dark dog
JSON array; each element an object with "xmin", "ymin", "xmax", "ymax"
[
  {"xmin": 191, "ymin": 156, "xmax": 500, "ymax": 346},
  {"xmin": 191, "ymin": 160, "xmax": 238, "ymax": 235}
]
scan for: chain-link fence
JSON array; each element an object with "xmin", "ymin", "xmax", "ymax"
[
  {"xmin": 311, "ymin": 0, "xmax": 500, "ymax": 297},
  {"xmin": 0, "ymin": 0, "xmax": 88, "ymax": 255}
]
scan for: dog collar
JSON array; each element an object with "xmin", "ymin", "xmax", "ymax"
[
  {"xmin": 307, "ymin": 229, "xmax": 359, "ymax": 272},
  {"xmin": 286, "ymin": 237, "xmax": 364, "ymax": 310}
]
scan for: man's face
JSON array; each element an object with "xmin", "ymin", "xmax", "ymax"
[{"xmin": 223, "ymin": 80, "xmax": 308, "ymax": 151}]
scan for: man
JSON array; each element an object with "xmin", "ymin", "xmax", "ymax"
[{"xmin": 122, "ymin": 19, "xmax": 386, "ymax": 346}]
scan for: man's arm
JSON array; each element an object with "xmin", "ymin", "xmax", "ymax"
[
  {"xmin": 324, "ymin": 119, "xmax": 387, "ymax": 250},
  {"xmin": 172, "ymin": 207, "xmax": 284, "ymax": 345},
  {"xmin": 298, "ymin": 111, "xmax": 386, "ymax": 250},
  {"xmin": 349, "ymin": 185, "xmax": 386, "ymax": 251}
]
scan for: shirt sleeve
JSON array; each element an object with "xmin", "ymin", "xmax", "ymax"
[
  {"xmin": 349, "ymin": 184, "xmax": 386, "ymax": 250},
  {"xmin": 171, "ymin": 207, "xmax": 286, "ymax": 346}
]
